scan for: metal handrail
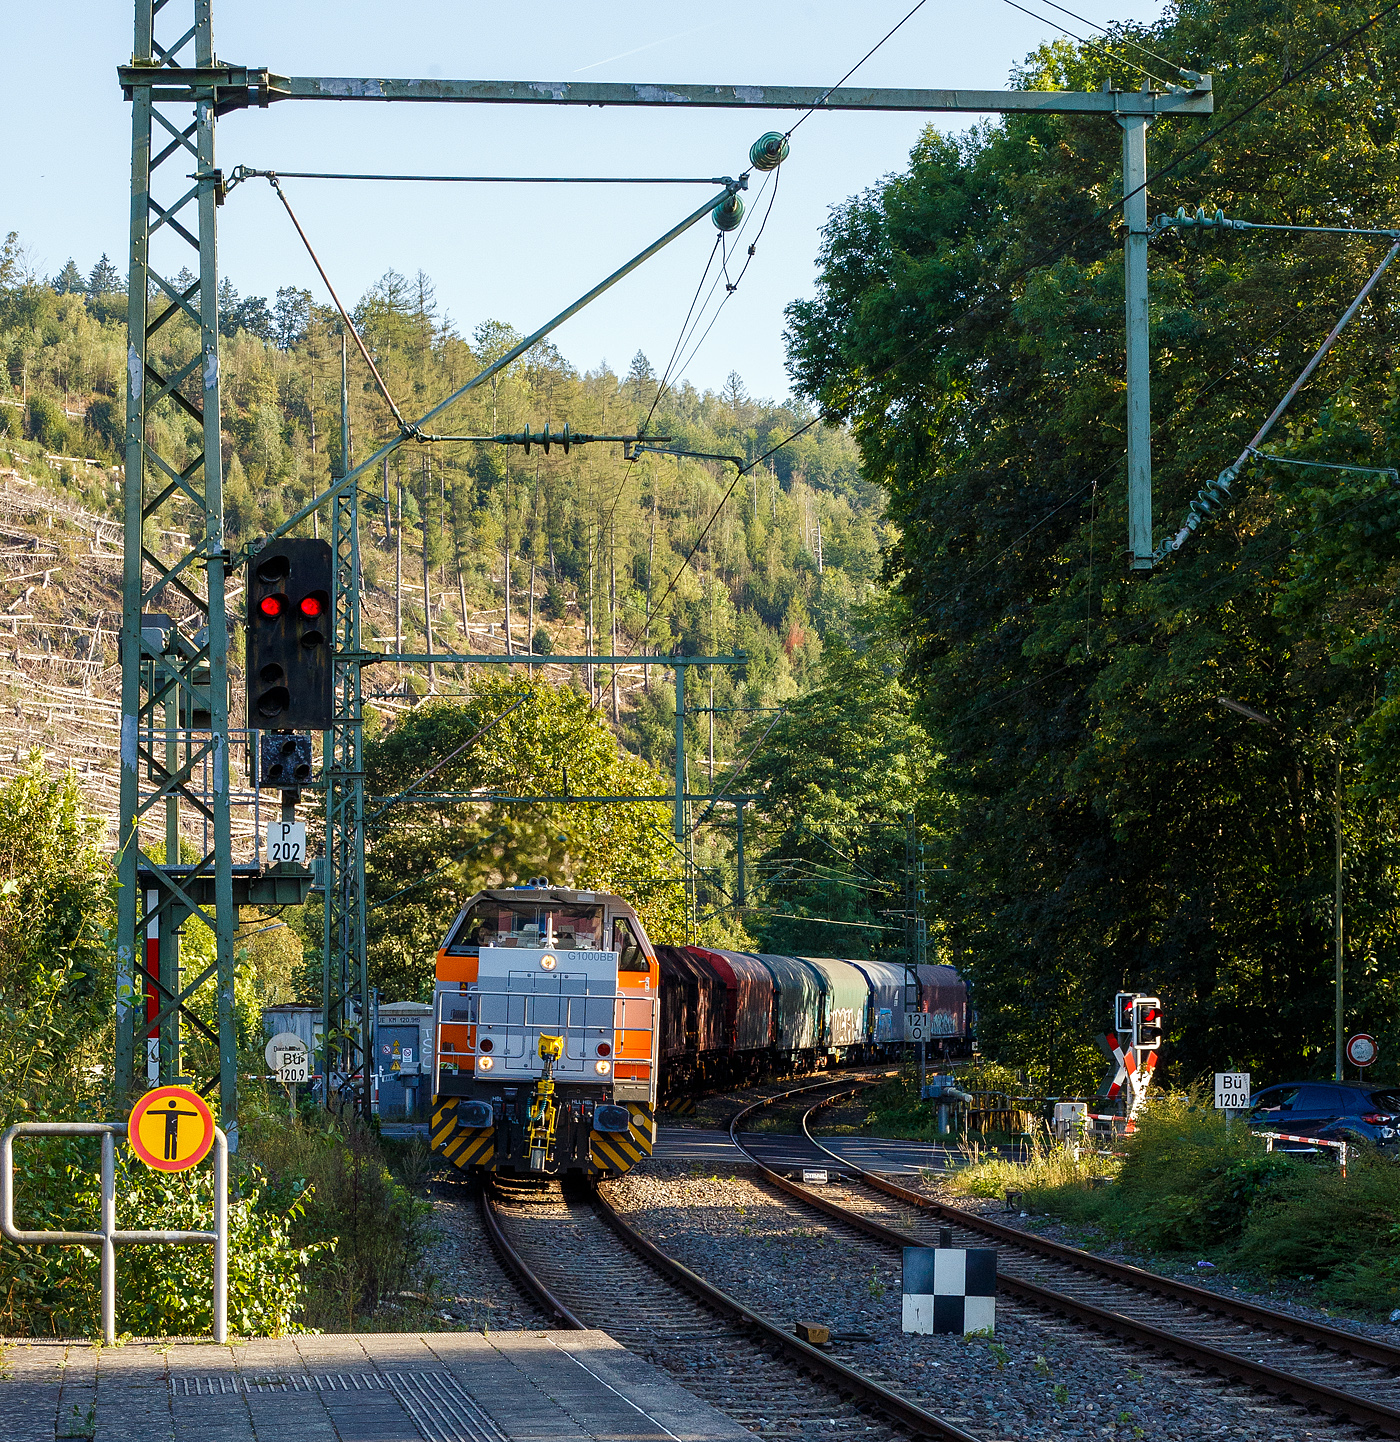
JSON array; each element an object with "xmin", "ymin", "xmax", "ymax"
[{"xmin": 0, "ymin": 1121, "xmax": 228, "ymax": 1344}]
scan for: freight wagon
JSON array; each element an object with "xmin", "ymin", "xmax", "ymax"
[{"xmin": 429, "ymin": 883, "xmax": 974, "ymax": 1182}]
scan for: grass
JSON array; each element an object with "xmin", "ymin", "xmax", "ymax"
[
  {"xmin": 241, "ymin": 1097, "xmax": 435, "ymax": 1331},
  {"xmin": 974, "ymin": 1093, "xmax": 1400, "ymax": 1319},
  {"xmin": 945, "ymin": 1131, "xmax": 1118, "ymax": 1198}
]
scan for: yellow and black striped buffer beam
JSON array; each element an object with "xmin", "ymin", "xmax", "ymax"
[
  {"xmin": 431, "ymin": 1096, "xmax": 494, "ymax": 1171},
  {"xmin": 590, "ymin": 1103, "xmax": 656, "ymax": 1175}
]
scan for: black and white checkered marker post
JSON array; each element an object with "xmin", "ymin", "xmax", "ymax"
[{"xmin": 902, "ymin": 1245, "xmax": 997, "ymax": 1335}]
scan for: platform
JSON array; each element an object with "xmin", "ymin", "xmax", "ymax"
[{"xmin": 0, "ymin": 1329, "xmax": 756, "ymax": 1442}]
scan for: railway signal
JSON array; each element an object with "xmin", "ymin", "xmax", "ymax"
[
  {"xmin": 246, "ymin": 539, "xmax": 333, "ymax": 730},
  {"xmin": 1101, "ymin": 992, "xmax": 1164, "ymax": 1117}
]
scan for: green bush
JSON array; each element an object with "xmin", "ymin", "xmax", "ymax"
[
  {"xmin": 5, "ymin": 1141, "xmax": 321, "ymax": 1338},
  {"xmin": 1233, "ymin": 1150, "xmax": 1400, "ymax": 1311},
  {"xmin": 1021, "ymin": 1093, "xmax": 1400, "ymax": 1317},
  {"xmin": 25, "ymin": 395, "xmax": 69, "ymax": 453},
  {"xmin": 85, "ymin": 397, "xmax": 121, "ymax": 451},
  {"xmin": 0, "ymin": 757, "xmax": 432, "ymax": 1340},
  {"xmin": 542, "ymin": 580, "xmax": 566, "ymax": 621},
  {"xmin": 240, "ymin": 1104, "xmax": 432, "ymax": 1329}
]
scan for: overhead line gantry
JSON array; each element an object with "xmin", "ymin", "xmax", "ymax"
[{"xmin": 117, "ymin": 1, "xmax": 1213, "ymax": 1134}]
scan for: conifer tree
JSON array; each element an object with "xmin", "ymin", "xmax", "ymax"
[
  {"xmin": 85, "ymin": 254, "xmax": 122, "ymax": 298},
  {"xmin": 52, "ymin": 260, "xmax": 84, "ymax": 295}
]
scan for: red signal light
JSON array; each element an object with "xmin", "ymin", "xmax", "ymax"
[
  {"xmin": 258, "ymin": 596, "xmax": 283, "ymax": 618},
  {"xmin": 299, "ymin": 595, "xmax": 323, "ymax": 618}
]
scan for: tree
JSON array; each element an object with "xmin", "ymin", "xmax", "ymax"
[
  {"xmin": 226, "ymin": 294, "xmax": 275, "ymax": 342},
  {"xmin": 360, "ymin": 677, "xmax": 684, "ymax": 1001},
  {"xmin": 85, "ymin": 253, "xmax": 123, "ymax": 298},
  {"xmin": 784, "ymin": 7, "xmax": 1400, "ymax": 1085},
  {"xmin": 0, "ymin": 231, "xmax": 22, "ymax": 289},
  {"xmin": 532, "ymin": 626, "xmax": 554, "ymax": 656},
  {"xmin": 746, "ymin": 628, "xmax": 936, "ymax": 959},
  {"xmin": 627, "ymin": 349, "xmax": 656, "ymax": 401},
  {"xmin": 720, "ymin": 370, "xmax": 748, "ymax": 409},
  {"xmin": 52, "ymin": 260, "xmax": 84, "ymax": 295},
  {"xmin": 274, "ymin": 285, "xmax": 311, "ymax": 349}
]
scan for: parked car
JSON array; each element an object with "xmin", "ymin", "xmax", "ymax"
[{"xmin": 1247, "ymin": 1081, "xmax": 1400, "ymax": 1152}]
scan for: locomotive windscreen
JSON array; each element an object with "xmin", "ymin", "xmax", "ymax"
[{"xmin": 446, "ymin": 901, "xmax": 605, "ymax": 953}]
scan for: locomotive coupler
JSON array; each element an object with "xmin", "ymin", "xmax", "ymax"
[{"xmin": 527, "ymin": 1033, "xmax": 564, "ymax": 1171}]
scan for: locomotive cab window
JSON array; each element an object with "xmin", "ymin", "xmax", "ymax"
[
  {"xmin": 613, "ymin": 916, "xmax": 647, "ymax": 971},
  {"xmin": 447, "ymin": 901, "xmax": 604, "ymax": 953}
]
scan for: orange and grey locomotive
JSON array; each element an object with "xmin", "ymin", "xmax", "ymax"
[{"xmin": 429, "ymin": 885, "xmax": 659, "ymax": 1179}]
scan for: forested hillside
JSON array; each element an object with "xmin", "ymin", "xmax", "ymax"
[
  {"xmin": 787, "ymin": 1, "xmax": 1400, "ymax": 1086},
  {"xmin": 0, "ymin": 229, "xmax": 884, "ymax": 802},
  {"xmin": 0, "ymin": 228, "xmax": 893, "ymax": 996}
]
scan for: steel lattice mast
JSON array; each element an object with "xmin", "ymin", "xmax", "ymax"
[
  {"xmin": 119, "ymin": 0, "xmax": 239, "ymax": 1133},
  {"xmin": 322, "ymin": 340, "xmax": 369, "ymax": 1111}
]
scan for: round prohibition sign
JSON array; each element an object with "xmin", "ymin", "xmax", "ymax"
[
  {"xmin": 128, "ymin": 1085, "xmax": 215, "ymax": 1172},
  {"xmin": 1346, "ymin": 1033, "xmax": 1378, "ymax": 1068}
]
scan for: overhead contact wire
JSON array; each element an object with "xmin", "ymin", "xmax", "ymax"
[
  {"xmin": 731, "ymin": 0, "xmax": 1400, "ymax": 616},
  {"xmin": 1034, "ymin": 0, "xmax": 1187, "ymax": 72},
  {"xmin": 1001, "ymin": 0, "xmax": 1171, "ymax": 87}
]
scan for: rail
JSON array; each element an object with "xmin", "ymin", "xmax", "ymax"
[
  {"xmin": 0, "ymin": 1121, "xmax": 228, "ymax": 1344},
  {"xmin": 478, "ymin": 1181, "xmax": 586, "ymax": 1328},
  {"xmin": 589, "ymin": 1186, "xmax": 982, "ymax": 1441},
  {"xmin": 724, "ymin": 1082, "xmax": 1400, "ymax": 1437}
]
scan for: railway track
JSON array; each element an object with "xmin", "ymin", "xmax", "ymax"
[
  {"xmin": 732, "ymin": 1079, "xmax": 1400, "ymax": 1438},
  {"xmin": 481, "ymin": 1163, "xmax": 984, "ymax": 1441}
]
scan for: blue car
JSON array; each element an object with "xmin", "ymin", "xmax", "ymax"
[{"xmin": 1247, "ymin": 1081, "xmax": 1400, "ymax": 1153}]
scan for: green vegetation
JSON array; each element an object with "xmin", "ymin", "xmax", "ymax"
[
  {"xmin": 784, "ymin": 1, "xmax": 1400, "ymax": 1087},
  {"xmin": 0, "ymin": 756, "xmax": 431, "ymax": 1339},
  {"xmin": 964, "ymin": 1096, "xmax": 1400, "ymax": 1317}
]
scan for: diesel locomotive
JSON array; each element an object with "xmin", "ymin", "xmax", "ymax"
[{"xmin": 429, "ymin": 883, "xmax": 973, "ymax": 1182}]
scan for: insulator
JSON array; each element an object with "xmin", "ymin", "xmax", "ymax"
[
  {"xmin": 1194, "ymin": 206, "xmax": 1207, "ymax": 223},
  {"xmin": 519, "ymin": 424, "xmax": 534, "ymax": 454},
  {"xmin": 1213, "ymin": 209, "xmax": 1226, "ymax": 227},
  {"xmin": 560, "ymin": 423, "xmax": 573, "ymax": 455},
  {"xmin": 1175, "ymin": 207, "xmax": 1188, "ymax": 221},
  {"xmin": 712, "ymin": 193, "xmax": 744, "ymax": 232},
  {"xmin": 750, "ymin": 132, "xmax": 789, "ymax": 171}
]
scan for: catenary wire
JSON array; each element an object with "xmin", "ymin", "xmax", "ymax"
[
  {"xmin": 958, "ymin": 485, "xmax": 1400, "ymax": 728},
  {"xmin": 786, "ymin": 0, "xmax": 932, "ymax": 137},
  {"xmin": 593, "ymin": 168, "xmax": 781, "ymax": 578},
  {"xmin": 259, "ymin": 173, "xmax": 415, "ymax": 436},
  {"xmin": 1002, "ymin": 0, "xmax": 1170, "ymax": 87},
  {"xmin": 1034, "ymin": 0, "xmax": 1188, "ymax": 73},
  {"xmin": 905, "ymin": 299, "xmax": 1343, "ymax": 628},
  {"xmin": 642, "ymin": 0, "xmax": 1400, "ymax": 641}
]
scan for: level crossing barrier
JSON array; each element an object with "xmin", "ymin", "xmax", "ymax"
[
  {"xmin": 0, "ymin": 1121, "xmax": 228, "ymax": 1343},
  {"xmin": 1256, "ymin": 1129, "xmax": 1349, "ymax": 1176}
]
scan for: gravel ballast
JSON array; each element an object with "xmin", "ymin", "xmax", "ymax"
[{"xmin": 610, "ymin": 1162, "xmax": 1364, "ymax": 1440}]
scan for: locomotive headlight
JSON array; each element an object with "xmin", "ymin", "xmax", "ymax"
[
  {"xmin": 478, "ymin": 1056, "xmax": 494, "ymax": 1071},
  {"xmin": 594, "ymin": 1059, "xmax": 611, "ymax": 1075},
  {"xmin": 540, "ymin": 954, "xmax": 557, "ymax": 970}
]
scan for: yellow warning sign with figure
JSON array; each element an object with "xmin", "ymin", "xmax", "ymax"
[{"xmin": 128, "ymin": 1085, "xmax": 215, "ymax": 1172}]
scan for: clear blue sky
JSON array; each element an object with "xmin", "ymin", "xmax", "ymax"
[{"xmin": 2, "ymin": 1, "xmax": 1170, "ymax": 403}]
